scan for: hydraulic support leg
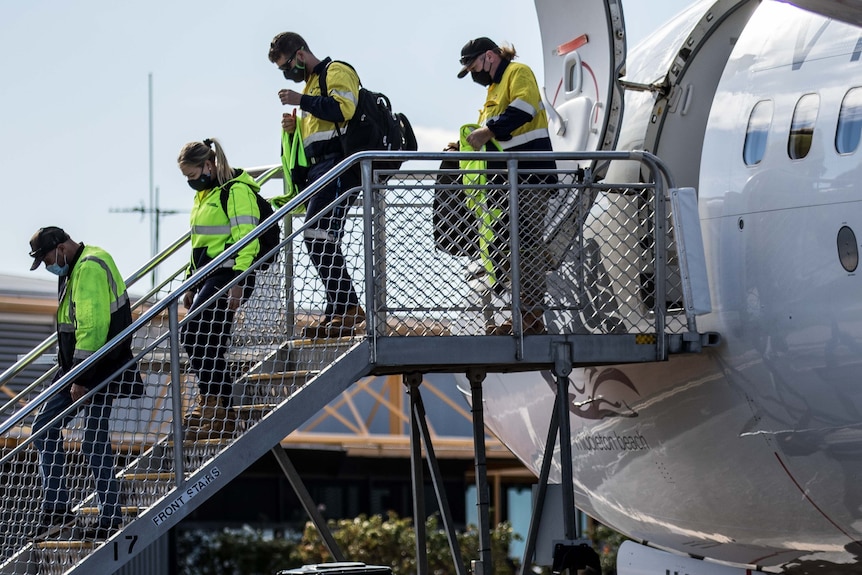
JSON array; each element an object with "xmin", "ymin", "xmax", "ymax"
[
  {"xmin": 549, "ymin": 343, "xmax": 602, "ymax": 574},
  {"xmin": 553, "ymin": 343, "xmax": 577, "ymax": 540},
  {"xmin": 467, "ymin": 368, "xmax": 492, "ymax": 575}
]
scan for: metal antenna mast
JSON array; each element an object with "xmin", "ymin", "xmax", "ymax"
[{"xmin": 110, "ymin": 187, "xmax": 184, "ymax": 287}]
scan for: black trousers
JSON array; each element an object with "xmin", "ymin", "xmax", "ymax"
[
  {"xmin": 181, "ymin": 269, "xmax": 241, "ymax": 402},
  {"xmin": 304, "ymin": 158, "xmax": 361, "ymax": 320}
]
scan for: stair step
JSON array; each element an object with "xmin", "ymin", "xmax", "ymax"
[
  {"xmin": 119, "ymin": 471, "xmax": 178, "ymax": 508},
  {"xmin": 78, "ymin": 506, "xmax": 140, "ymax": 516},
  {"xmin": 35, "ymin": 540, "xmax": 96, "ymax": 550},
  {"xmin": 34, "ymin": 540, "xmax": 96, "ymax": 575},
  {"xmin": 235, "ymin": 403, "xmax": 280, "ymax": 425},
  {"xmin": 244, "ymin": 369, "xmax": 316, "ymax": 383},
  {"xmin": 119, "ymin": 471, "xmax": 175, "ymax": 481},
  {"xmin": 242, "ymin": 369, "xmax": 318, "ymax": 403}
]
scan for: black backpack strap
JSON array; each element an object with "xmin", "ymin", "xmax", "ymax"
[
  {"xmin": 319, "ymin": 60, "xmax": 360, "ymax": 140},
  {"xmin": 218, "ymin": 181, "xmax": 235, "ymax": 216}
]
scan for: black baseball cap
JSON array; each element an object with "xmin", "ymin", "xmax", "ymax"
[
  {"xmin": 457, "ymin": 37, "xmax": 499, "ymax": 79},
  {"xmin": 29, "ymin": 226, "xmax": 69, "ymax": 270}
]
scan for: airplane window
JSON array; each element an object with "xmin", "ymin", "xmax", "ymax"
[
  {"xmin": 788, "ymin": 93, "xmax": 819, "ymax": 160},
  {"xmin": 743, "ymin": 100, "xmax": 772, "ymax": 166},
  {"xmin": 835, "ymin": 87, "xmax": 862, "ymax": 154}
]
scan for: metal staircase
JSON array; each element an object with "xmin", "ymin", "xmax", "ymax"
[{"xmin": 0, "ymin": 150, "xmax": 717, "ymax": 574}]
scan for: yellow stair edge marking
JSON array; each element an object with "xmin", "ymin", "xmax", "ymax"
[
  {"xmin": 118, "ymin": 472, "xmax": 175, "ymax": 481},
  {"xmin": 245, "ymin": 370, "xmax": 317, "ymax": 383},
  {"xmin": 78, "ymin": 506, "xmax": 140, "ymax": 516},
  {"xmin": 35, "ymin": 541, "xmax": 96, "ymax": 550}
]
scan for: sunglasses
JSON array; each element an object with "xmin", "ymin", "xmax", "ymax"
[{"xmin": 278, "ymin": 49, "xmax": 299, "ymax": 71}]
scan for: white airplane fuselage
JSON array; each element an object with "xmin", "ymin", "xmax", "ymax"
[{"xmin": 476, "ymin": 1, "xmax": 862, "ymax": 571}]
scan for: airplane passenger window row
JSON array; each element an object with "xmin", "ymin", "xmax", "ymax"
[{"xmin": 743, "ymin": 88, "xmax": 862, "ymax": 167}]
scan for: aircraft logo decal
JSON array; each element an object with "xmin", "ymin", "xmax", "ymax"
[{"xmin": 543, "ymin": 367, "xmax": 640, "ymax": 420}]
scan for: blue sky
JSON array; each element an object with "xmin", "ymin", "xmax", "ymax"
[{"xmin": 0, "ymin": 0, "xmax": 693, "ymax": 281}]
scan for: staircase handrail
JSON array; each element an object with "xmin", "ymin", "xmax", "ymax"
[{"xmin": 0, "ymin": 161, "xmax": 340, "ymax": 440}]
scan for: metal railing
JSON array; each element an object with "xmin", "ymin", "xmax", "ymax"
[{"xmin": 0, "ymin": 150, "xmax": 692, "ymax": 573}]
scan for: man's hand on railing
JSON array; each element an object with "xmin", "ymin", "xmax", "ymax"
[{"xmin": 183, "ymin": 290, "xmax": 195, "ymax": 310}]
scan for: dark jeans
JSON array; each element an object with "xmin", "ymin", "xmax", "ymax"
[
  {"xmin": 181, "ymin": 270, "xmax": 239, "ymax": 402},
  {"xmin": 486, "ymin": 163, "xmax": 555, "ymax": 311},
  {"xmin": 304, "ymin": 158, "xmax": 361, "ymax": 319},
  {"xmin": 33, "ymin": 387, "xmax": 120, "ymax": 525}
]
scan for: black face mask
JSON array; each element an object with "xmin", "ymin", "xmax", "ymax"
[
  {"xmin": 187, "ymin": 172, "xmax": 216, "ymax": 191},
  {"xmin": 471, "ymin": 70, "xmax": 493, "ymax": 87},
  {"xmin": 283, "ymin": 63, "xmax": 306, "ymax": 83}
]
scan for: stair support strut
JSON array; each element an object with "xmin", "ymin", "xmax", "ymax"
[
  {"xmin": 408, "ymin": 373, "xmax": 429, "ymax": 575},
  {"xmin": 406, "ymin": 373, "xmax": 468, "ymax": 575},
  {"xmin": 270, "ymin": 446, "xmax": 345, "ymax": 562}
]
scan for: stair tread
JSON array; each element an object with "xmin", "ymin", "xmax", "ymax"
[
  {"xmin": 35, "ymin": 540, "xmax": 96, "ymax": 550},
  {"xmin": 235, "ymin": 403, "xmax": 279, "ymax": 411},
  {"xmin": 244, "ymin": 369, "xmax": 317, "ymax": 383},
  {"xmin": 119, "ymin": 471, "xmax": 175, "ymax": 480},
  {"xmin": 78, "ymin": 506, "xmax": 140, "ymax": 515}
]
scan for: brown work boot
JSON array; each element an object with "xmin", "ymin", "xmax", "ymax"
[
  {"xmin": 486, "ymin": 310, "xmax": 546, "ymax": 336},
  {"xmin": 186, "ymin": 401, "xmax": 237, "ymax": 440},
  {"xmin": 302, "ymin": 315, "xmax": 331, "ymax": 339},
  {"xmin": 183, "ymin": 394, "xmax": 220, "ymax": 428},
  {"xmin": 306, "ymin": 305, "xmax": 366, "ymax": 338},
  {"xmin": 191, "ymin": 406, "xmax": 237, "ymax": 437}
]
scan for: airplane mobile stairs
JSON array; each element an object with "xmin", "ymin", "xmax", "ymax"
[{"xmin": 0, "ymin": 151, "xmax": 718, "ymax": 574}]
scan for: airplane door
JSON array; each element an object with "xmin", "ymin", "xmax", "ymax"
[{"xmin": 535, "ymin": 0, "xmax": 626, "ymax": 156}]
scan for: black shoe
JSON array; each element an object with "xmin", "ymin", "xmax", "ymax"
[{"xmin": 31, "ymin": 509, "xmax": 74, "ymax": 540}]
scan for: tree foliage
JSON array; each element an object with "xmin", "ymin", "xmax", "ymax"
[{"xmin": 293, "ymin": 512, "xmax": 518, "ymax": 575}]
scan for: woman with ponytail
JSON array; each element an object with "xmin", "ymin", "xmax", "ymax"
[{"xmin": 176, "ymin": 137, "xmax": 261, "ymax": 437}]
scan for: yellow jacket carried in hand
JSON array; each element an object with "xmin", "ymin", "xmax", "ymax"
[
  {"xmin": 459, "ymin": 123, "xmax": 503, "ymax": 287},
  {"xmin": 272, "ymin": 124, "xmax": 309, "ymax": 212}
]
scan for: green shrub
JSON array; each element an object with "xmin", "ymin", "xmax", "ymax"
[
  {"xmin": 177, "ymin": 526, "xmax": 297, "ymax": 575},
  {"xmin": 175, "ymin": 513, "xmax": 629, "ymax": 575},
  {"xmin": 293, "ymin": 512, "xmax": 519, "ymax": 575},
  {"xmin": 176, "ymin": 512, "xmax": 520, "ymax": 575}
]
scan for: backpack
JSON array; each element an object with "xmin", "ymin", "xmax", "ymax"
[
  {"xmin": 219, "ymin": 181, "xmax": 280, "ymax": 271},
  {"xmin": 320, "ymin": 60, "xmax": 417, "ymax": 178},
  {"xmin": 433, "ymin": 157, "xmax": 479, "ymax": 257}
]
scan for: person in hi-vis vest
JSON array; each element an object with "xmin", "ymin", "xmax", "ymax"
[
  {"xmin": 28, "ymin": 226, "xmax": 143, "ymax": 541},
  {"xmin": 457, "ymin": 36, "xmax": 555, "ymax": 335},
  {"xmin": 269, "ymin": 31, "xmax": 366, "ymax": 339},
  {"xmin": 177, "ymin": 138, "xmax": 260, "ymax": 439}
]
